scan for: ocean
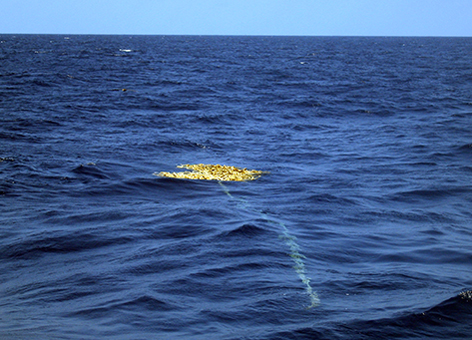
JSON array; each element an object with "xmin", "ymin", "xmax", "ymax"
[{"xmin": 1, "ymin": 34, "xmax": 471, "ymax": 339}]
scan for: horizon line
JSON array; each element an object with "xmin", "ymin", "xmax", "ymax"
[{"xmin": 1, "ymin": 32, "xmax": 471, "ymax": 38}]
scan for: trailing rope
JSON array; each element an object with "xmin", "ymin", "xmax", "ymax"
[
  {"xmin": 155, "ymin": 164, "xmax": 320, "ymax": 308},
  {"xmin": 219, "ymin": 181, "xmax": 320, "ymax": 309}
]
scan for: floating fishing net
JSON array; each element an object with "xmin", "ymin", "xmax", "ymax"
[{"xmin": 154, "ymin": 163, "xmax": 269, "ymax": 181}]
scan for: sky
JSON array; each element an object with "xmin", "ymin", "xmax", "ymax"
[{"xmin": 1, "ymin": 0, "xmax": 471, "ymax": 36}]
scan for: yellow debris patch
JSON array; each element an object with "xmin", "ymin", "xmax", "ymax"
[{"xmin": 154, "ymin": 164, "xmax": 268, "ymax": 181}]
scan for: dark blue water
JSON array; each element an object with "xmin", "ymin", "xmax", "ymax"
[{"xmin": 1, "ymin": 35, "xmax": 472, "ymax": 339}]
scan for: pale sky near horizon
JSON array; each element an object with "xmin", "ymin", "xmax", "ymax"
[{"xmin": 1, "ymin": 0, "xmax": 471, "ymax": 36}]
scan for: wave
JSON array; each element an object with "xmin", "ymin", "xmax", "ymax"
[
  {"xmin": 70, "ymin": 294, "xmax": 177, "ymax": 319},
  {"xmin": 0, "ymin": 230, "xmax": 134, "ymax": 260},
  {"xmin": 267, "ymin": 291, "xmax": 472, "ymax": 340},
  {"xmin": 457, "ymin": 143, "xmax": 472, "ymax": 152},
  {"xmin": 222, "ymin": 223, "xmax": 268, "ymax": 238},
  {"xmin": 339, "ymin": 290, "xmax": 472, "ymax": 340},
  {"xmin": 72, "ymin": 163, "xmax": 110, "ymax": 180},
  {"xmin": 388, "ymin": 186, "xmax": 471, "ymax": 203}
]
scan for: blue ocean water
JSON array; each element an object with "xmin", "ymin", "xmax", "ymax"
[{"xmin": 1, "ymin": 34, "xmax": 472, "ymax": 339}]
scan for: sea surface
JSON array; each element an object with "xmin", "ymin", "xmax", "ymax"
[{"xmin": 1, "ymin": 34, "xmax": 472, "ymax": 339}]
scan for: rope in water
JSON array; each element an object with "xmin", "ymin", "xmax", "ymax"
[
  {"xmin": 155, "ymin": 164, "xmax": 320, "ymax": 308},
  {"xmin": 219, "ymin": 181, "xmax": 320, "ymax": 309}
]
